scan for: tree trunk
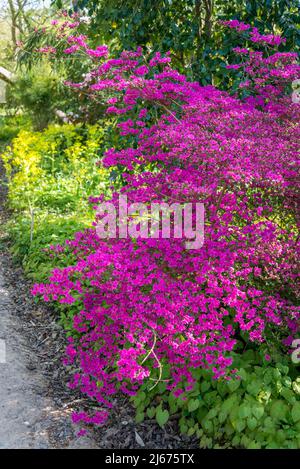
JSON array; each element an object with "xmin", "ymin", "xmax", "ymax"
[
  {"xmin": 7, "ymin": 0, "xmax": 18, "ymax": 50},
  {"xmin": 203, "ymin": 0, "xmax": 214, "ymax": 40}
]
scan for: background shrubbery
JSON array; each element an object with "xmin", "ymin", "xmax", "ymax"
[
  {"xmin": 6, "ymin": 63, "xmax": 63, "ymax": 130},
  {"xmin": 132, "ymin": 354, "xmax": 300, "ymax": 449},
  {"xmin": 0, "ymin": 0, "xmax": 299, "ymax": 450},
  {"xmin": 1, "ymin": 122, "xmax": 110, "ymax": 283}
]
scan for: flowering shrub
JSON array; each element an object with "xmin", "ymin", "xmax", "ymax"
[
  {"xmin": 6, "ymin": 62, "xmax": 62, "ymax": 130},
  {"xmin": 31, "ymin": 18, "xmax": 300, "ymax": 433}
]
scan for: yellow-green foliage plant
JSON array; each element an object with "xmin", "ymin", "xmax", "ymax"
[{"xmin": 1, "ymin": 123, "xmax": 110, "ymax": 281}]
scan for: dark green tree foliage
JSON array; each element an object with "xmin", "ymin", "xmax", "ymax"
[{"xmin": 64, "ymin": 0, "xmax": 300, "ymax": 84}]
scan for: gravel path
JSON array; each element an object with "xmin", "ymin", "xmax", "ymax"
[
  {"xmin": 0, "ymin": 266, "xmax": 53, "ymax": 448},
  {"xmin": 0, "ymin": 258, "xmax": 99, "ymax": 448}
]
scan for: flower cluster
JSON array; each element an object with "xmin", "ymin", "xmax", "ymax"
[
  {"xmin": 229, "ymin": 48, "xmax": 299, "ymax": 114},
  {"xmin": 221, "ymin": 20, "xmax": 286, "ymax": 46}
]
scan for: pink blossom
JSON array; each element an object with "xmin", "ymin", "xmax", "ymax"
[{"xmin": 33, "ymin": 18, "xmax": 300, "ymax": 426}]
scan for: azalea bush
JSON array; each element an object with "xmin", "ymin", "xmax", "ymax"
[{"xmin": 27, "ymin": 16, "xmax": 300, "ymax": 442}]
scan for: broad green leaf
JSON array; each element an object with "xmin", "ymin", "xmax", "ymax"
[
  {"xmin": 135, "ymin": 411, "xmax": 145, "ymax": 423},
  {"xmin": 222, "ymin": 395, "xmax": 236, "ymax": 413},
  {"xmin": 218, "ymin": 410, "xmax": 227, "ymax": 424},
  {"xmin": 156, "ymin": 407, "xmax": 169, "ymax": 427},
  {"xmin": 247, "ymin": 417, "xmax": 257, "ymax": 431},
  {"xmin": 146, "ymin": 406, "xmax": 156, "ymax": 419},
  {"xmin": 252, "ymin": 403, "xmax": 264, "ymax": 420},
  {"xmin": 238, "ymin": 404, "xmax": 251, "ymax": 419},
  {"xmin": 235, "ymin": 419, "xmax": 246, "ymax": 433},
  {"xmin": 247, "ymin": 441, "xmax": 261, "ymax": 449},
  {"xmin": 281, "ymin": 387, "xmax": 297, "ymax": 405},
  {"xmin": 201, "ymin": 381, "xmax": 211, "ymax": 393},
  {"xmin": 270, "ymin": 400, "xmax": 288, "ymax": 420},
  {"xmin": 227, "ymin": 378, "xmax": 241, "ymax": 392},
  {"xmin": 247, "ymin": 381, "xmax": 262, "ymax": 396}
]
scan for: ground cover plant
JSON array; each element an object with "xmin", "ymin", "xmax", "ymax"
[
  {"xmin": 1, "ymin": 10, "xmax": 299, "ymax": 449},
  {"xmin": 16, "ymin": 16, "xmax": 298, "ymax": 447}
]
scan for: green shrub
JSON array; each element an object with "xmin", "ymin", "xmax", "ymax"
[
  {"xmin": 6, "ymin": 63, "xmax": 62, "ymax": 130},
  {"xmin": 0, "ymin": 115, "xmax": 31, "ymax": 143},
  {"xmin": 132, "ymin": 352, "xmax": 300, "ymax": 449},
  {"xmin": 1, "ymin": 122, "xmax": 110, "ymax": 283}
]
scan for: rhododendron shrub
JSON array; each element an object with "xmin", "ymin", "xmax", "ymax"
[{"xmin": 32, "ymin": 20, "xmax": 300, "ymax": 425}]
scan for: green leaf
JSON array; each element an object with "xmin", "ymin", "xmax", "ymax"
[
  {"xmin": 187, "ymin": 426, "xmax": 196, "ymax": 437},
  {"xmin": 180, "ymin": 423, "xmax": 188, "ymax": 434},
  {"xmin": 238, "ymin": 404, "xmax": 251, "ymax": 419},
  {"xmin": 270, "ymin": 400, "xmax": 288, "ymax": 420},
  {"xmin": 232, "ymin": 435, "xmax": 240, "ymax": 446},
  {"xmin": 218, "ymin": 410, "xmax": 227, "ymax": 424},
  {"xmin": 281, "ymin": 387, "xmax": 297, "ymax": 405},
  {"xmin": 201, "ymin": 418, "xmax": 213, "ymax": 434},
  {"xmin": 216, "ymin": 381, "xmax": 228, "ymax": 397},
  {"xmin": 227, "ymin": 378, "xmax": 241, "ymax": 392},
  {"xmin": 247, "ymin": 417, "xmax": 257, "ymax": 431},
  {"xmin": 135, "ymin": 411, "xmax": 145, "ymax": 423},
  {"xmin": 206, "ymin": 408, "xmax": 218, "ymax": 420},
  {"xmin": 188, "ymin": 398, "xmax": 200, "ymax": 412},
  {"xmin": 266, "ymin": 441, "xmax": 279, "ymax": 449},
  {"xmin": 235, "ymin": 419, "xmax": 246, "ymax": 432},
  {"xmin": 201, "ymin": 381, "xmax": 211, "ymax": 393},
  {"xmin": 247, "ymin": 441, "xmax": 261, "ymax": 449},
  {"xmin": 238, "ymin": 368, "xmax": 248, "ymax": 381},
  {"xmin": 242, "ymin": 350, "xmax": 256, "ymax": 363},
  {"xmin": 264, "ymin": 416, "xmax": 275, "ymax": 429},
  {"xmin": 146, "ymin": 407, "xmax": 156, "ymax": 419},
  {"xmin": 222, "ymin": 395, "xmax": 236, "ymax": 413},
  {"xmin": 276, "ymin": 430, "xmax": 287, "ymax": 444},
  {"xmin": 252, "ymin": 404, "xmax": 264, "ymax": 420},
  {"xmin": 241, "ymin": 435, "xmax": 251, "ymax": 448},
  {"xmin": 247, "ymin": 380, "xmax": 262, "ymax": 396},
  {"xmin": 156, "ymin": 407, "xmax": 169, "ymax": 427}
]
